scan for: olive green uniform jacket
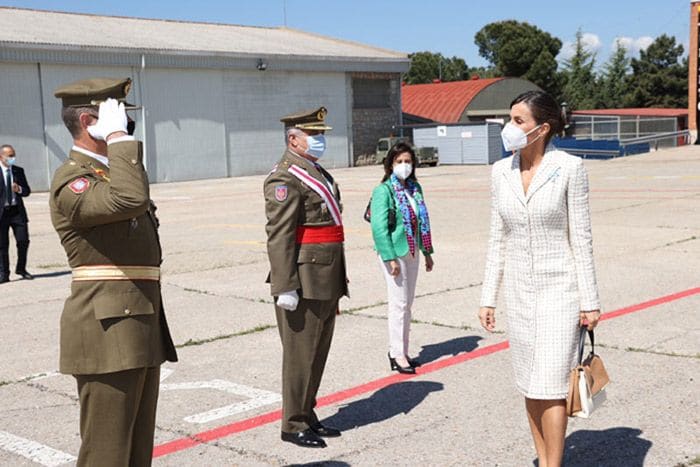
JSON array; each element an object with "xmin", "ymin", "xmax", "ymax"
[
  {"xmin": 49, "ymin": 140, "xmax": 178, "ymax": 375},
  {"xmin": 264, "ymin": 150, "xmax": 348, "ymax": 300}
]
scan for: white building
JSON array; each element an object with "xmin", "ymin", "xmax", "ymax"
[{"xmin": 0, "ymin": 7, "xmax": 409, "ymax": 190}]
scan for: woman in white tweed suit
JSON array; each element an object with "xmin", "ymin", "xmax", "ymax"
[{"xmin": 478, "ymin": 91, "xmax": 601, "ymax": 467}]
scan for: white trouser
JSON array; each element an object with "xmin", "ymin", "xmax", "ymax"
[{"xmin": 379, "ymin": 253, "xmax": 420, "ymax": 358}]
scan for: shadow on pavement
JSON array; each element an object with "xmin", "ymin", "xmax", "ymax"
[
  {"xmin": 27, "ymin": 270, "xmax": 71, "ymax": 279},
  {"xmin": 286, "ymin": 462, "xmax": 350, "ymax": 467},
  {"xmin": 533, "ymin": 427, "xmax": 652, "ymax": 467},
  {"xmin": 322, "ymin": 380, "xmax": 443, "ymax": 431},
  {"xmin": 416, "ymin": 335, "xmax": 483, "ymax": 365}
]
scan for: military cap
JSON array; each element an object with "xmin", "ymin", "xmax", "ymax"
[
  {"xmin": 280, "ymin": 107, "xmax": 332, "ymax": 131},
  {"xmin": 54, "ymin": 77, "xmax": 137, "ymax": 109}
]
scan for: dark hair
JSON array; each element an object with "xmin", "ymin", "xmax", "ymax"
[
  {"xmin": 61, "ymin": 105, "xmax": 97, "ymax": 139},
  {"xmin": 510, "ymin": 90, "xmax": 564, "ymax": 145},
  {"xmin": 381, "ymin": 142, "xmax": 418, "ymax": 182}
]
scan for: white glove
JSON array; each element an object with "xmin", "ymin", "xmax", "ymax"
[
  {"xmin": 276, "ymin": 290, "xmax": 299, "ymax": 311},
  {"xmin": 87, "ymin": 98, "xmax": 127, "ymax": 141}
]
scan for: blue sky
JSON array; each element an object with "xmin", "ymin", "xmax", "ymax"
[{"xmin": 2, "ymin": 0, "xmax": 693, "ymax": 67}]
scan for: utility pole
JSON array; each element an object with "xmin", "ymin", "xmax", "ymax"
[
  {"xmin": 691, "ymin": 1, "xmax": 700, "ymax": 143},
  {"xmin": 283, "ymin": 0, "xmax": 287, "ymax": 27}
]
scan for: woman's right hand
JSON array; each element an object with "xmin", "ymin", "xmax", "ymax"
[
  {"xmin": 388, "ymin": 260, "xmax": 400, "ymax": 277},
  {"xmin": 478, "ymin": 307, "xmax": 496, "ymax": 332}
]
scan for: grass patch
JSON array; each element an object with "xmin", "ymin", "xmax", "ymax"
[
  {"xmin": 37, "ymin": 263, "xmax": 67, "ymax": 269},
  {"xmin": 177, "ymin": 324, "xmax": 275, "ymax": 348}
]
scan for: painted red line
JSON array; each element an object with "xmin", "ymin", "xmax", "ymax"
[
  {"xmin": 600, "ymin": 287, "xmax": 700, "ymax": 321},
  {"xmin": 153, "ymin": 286, "xmax": 700, "ymax": 458}
]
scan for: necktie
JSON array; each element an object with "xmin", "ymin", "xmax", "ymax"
[{"xmin": 5, "ymin": 169, "xmax": 12, "ymax": 206}]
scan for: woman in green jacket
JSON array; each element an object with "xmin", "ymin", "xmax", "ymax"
[{"xmin": 370, "ymin": 142, "xmax": 434, "ymax": 374}]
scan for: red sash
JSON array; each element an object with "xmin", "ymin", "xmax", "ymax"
[{"xmin": 296, "ymin": 225, "xmax": 345, "ymax": 244}]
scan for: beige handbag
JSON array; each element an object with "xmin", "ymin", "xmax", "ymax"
[{"xmin": 566, "ymin": 328, "xmax": 610, "ymax": 418}]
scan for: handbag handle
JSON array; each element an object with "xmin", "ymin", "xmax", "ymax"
[{"xmin": 577, "ymin": 327, "xmax": 596, "ymax": 364}]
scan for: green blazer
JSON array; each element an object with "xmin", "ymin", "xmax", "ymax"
[{"xmin": 370, "ymin": 179, "xmax": 433, "ymax": 261}]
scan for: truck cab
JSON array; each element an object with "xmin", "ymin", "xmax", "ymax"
[{"xmin": 375, "ymin": 137, "xmax": 439, "ymax": 167}]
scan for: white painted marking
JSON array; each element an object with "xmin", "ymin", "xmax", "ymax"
[
  {"xmin": 160, "ymin": 379, "xmax": 281, "ymax": 424},
  {"xmin": 652, "ymin": 175, "xmax": 680, "ymax": 179},
  {"xmin": 159, "ymin": 367, "xmax": 175, "ymax": 382},
  {"xmin": 0, "ymin": 431, "xmax": 76, "ymax": 466}
]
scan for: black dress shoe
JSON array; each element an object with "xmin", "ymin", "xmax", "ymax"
[
  {"xmin": 0, "ymin": 277, "xmax": 9, "ymax": 284},
  {"xmin": 16, "ymin": 271, "xmax": 33, "ymax": 280},
  {"xmin": 281, "ymin": 429, "xmax": 327, "ymax": 448},
  {"xmin": 310, "ymin": 423, "xmax": 341, "ymax": 438}
]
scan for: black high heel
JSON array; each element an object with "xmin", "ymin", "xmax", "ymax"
[
  {"xmin": 388, "ymin": 352, "xmax": 415, "ymax": 374},
  {"xmin": 388, "ymin": 352, "xmax": 398, "ymax": 370},
  {"xmin": 407, "ymin": 356, "xmax": 421, "ymax": 368}
]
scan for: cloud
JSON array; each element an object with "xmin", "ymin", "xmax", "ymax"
[
  {"xmin": 612, "ymin": 36, "xmax": 654, "ymax": 56},
  {"xmin": 557, "ymin": 33, "xmax": 603, "ymax": 61}
]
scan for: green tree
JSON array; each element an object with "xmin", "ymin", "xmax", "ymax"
[
  {"xmin": 561, "ymin": 30, "xmax": 599, "ymax": 110},
  {"xmin": 474, "ymin": 20, "xmax": 562, "ymax": 95},
  {"xmin": 598, "ymin": 40, "xmax": 631, "ymax": 108},
  {"xmin": 625, "ymin": 34, "xmax": 688, "ymax": 108},
  {"xmin": 405, "ymin": 51, "xmax": 469, "ymax": 84}
]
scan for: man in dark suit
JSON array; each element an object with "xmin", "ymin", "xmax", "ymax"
[{"xmin": 0, "ymin": 144, "xmax": 32, "ymax": 283}]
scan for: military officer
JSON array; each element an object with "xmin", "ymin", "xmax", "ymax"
[
  {"xmin": 264, "ymin": 107, "xmax": 348, "ymax": 448},
  {"xmin": 50, "ymin": 78, "xmax": 177, "ymax": 466}
]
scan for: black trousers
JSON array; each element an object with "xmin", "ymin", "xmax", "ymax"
[{"xmin": 0, "ymin": 206, "xmax": 29, "ymax": 278}]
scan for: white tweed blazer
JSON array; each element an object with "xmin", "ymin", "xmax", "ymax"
[{"xmin": 480, "ymin": 148, "xmax": 601, "ymax": 399}]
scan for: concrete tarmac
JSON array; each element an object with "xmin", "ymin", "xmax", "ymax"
[{"xmin": 0, "ymin": 145, "xmax": 698, "ymax": 466}]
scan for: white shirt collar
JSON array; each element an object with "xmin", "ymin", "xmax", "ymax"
[{"xmin": 71, "ymin": 145, "xmax": 109, "ymax": 168}]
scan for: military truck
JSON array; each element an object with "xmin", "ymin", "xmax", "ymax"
[{"xmin": 375, "ymin": 137, "xmax": 439, "ymax": 166}]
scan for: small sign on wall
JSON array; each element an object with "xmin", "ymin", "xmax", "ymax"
[
  {"xmin": 460, "ymin": 131, "xmax": 473, "ymax": 139},
  {"xmin": 437, "ymin": 125, "xmax": 447, "ymax": 137}
]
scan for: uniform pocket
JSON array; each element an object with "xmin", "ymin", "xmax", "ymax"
[
  {"xmin": 93, "ymin": 290, "xmax": 156, "ymax": 320},
  {"xmin": 297, "ymin": 249, "xmax": 332, "ymax": 265}
]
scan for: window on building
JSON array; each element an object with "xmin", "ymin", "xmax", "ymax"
[{"xmin": 353, "ymin": 79, "xmax": 390, "ymax": 109}]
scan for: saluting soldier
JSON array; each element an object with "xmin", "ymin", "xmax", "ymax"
[
  {"xmin": 50, "ymin": 78, "xmax": 177, "ymax": 466},
  {"xmin": 264, "ymin": 107, "xmax": 347, "ymax": 448}
]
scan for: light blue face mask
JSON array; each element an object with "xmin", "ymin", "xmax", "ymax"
[
  {"xmin": 305, "ymin": 134, "xmax": 327, "ymax": 159},
  {"xmin": 6, "ymin": 158, "xmax": 15, "ymax": 166}
]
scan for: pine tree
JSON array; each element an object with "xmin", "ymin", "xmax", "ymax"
[
  {"xmin": 598, "ymin": 40, "xmax": 631, "ymax": 108},
  {"xmin": 561, "ymin": 30, "xmax": 598, "ymax": 110}
]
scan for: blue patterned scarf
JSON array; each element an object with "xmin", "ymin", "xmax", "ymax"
[{"xmin": 390, "ymin": 174, "xmax": 433, "ymax": 256}]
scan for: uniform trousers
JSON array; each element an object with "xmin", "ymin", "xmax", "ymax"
[
  {"xmin": 75, "ymin": 366, "xmax": 160, "ymax": 467},
  {"xmin": 275, "ymin": 297, "xmax": 337, "ymax": 433},
  {"xmin": 0, "ymin": 205, "xmax": 29, "ymax": 278},
  {"xmin": 379, "ymin": 253, "xmax": 420, "ymax": 359}
]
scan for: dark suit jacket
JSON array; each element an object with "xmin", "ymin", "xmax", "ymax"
[{"xmin": 0, "ymin": 165, "xmax": 31, "ymax": 223}]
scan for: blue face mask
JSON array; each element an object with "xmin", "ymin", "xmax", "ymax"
[
  {"xmin": 305, "ymin": 134, "xmax": 327, "ymax": 159},
  {"xmin": 6, "ymin": 158, "xmax": 15, "ymax": 166}
]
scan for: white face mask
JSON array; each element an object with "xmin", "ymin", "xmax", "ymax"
[
  {"xmin": 305, "ymin": 134, "xmax": 327, "ymax": 159},
  {"xmin": 501, "ymin": 122, "xmax": 542, "ymax": 152},
  {"xmin": 392, "ymin": 162, "xmax": 412, "ymax": 180}
]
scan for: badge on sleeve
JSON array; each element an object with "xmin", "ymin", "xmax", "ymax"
[
  {"xmin": 275, "ymin": 185, "xmax": 288, "ymax": 202},
  {"xmin": 68, "ymin": 177, "xmax": 90, "ymax": 194}
]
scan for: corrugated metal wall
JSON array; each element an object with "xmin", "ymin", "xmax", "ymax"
[
  {"xmin": 0, "ymin": 63, "xmax": 49, "ymax": 190},
  {"xmin": 413, "ymin": 123, "xmax": 502, "ymax": 165},
  {"xmin": 0, "ymin": 62, "xmax": 351, "ymax": 190}
]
